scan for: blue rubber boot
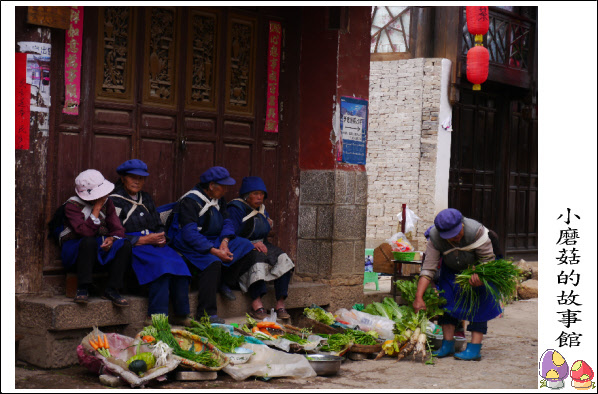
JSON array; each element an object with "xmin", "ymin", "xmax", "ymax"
[
  {"xmin": 432, "ymin": 340, "xmax": 455, "ymax": 358},
  {"xmin": 454, "ymin": 343, "xmax": 482, "ymax": 361}
]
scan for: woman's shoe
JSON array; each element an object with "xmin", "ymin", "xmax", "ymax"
[
  {"xmin": 432, "ymin": 339, "xmax": 455, "ymax": 358},
  {"xmin": 219, "ymin": 284, "xmax": 237, "ymax": 301},
  {"xmin": 249, "ymin": 307, "xmax": 268, "ymax": 320},
  {"xmin": 102, "ymin": 288, "xmax": 129, "ymax": 307},
  {"xmin": 454, "ymin": 343, "xmax": 482, "ymax": 361},
  {"xmin": 170, "ymin": 314, "xmax": 194, "ymax": 327},
  {"xmin": 209, "ymin": 315, "xmax": 225, "ymax": 324},
  {"xmin": 275, "ymin": 307, "xmax": 291, "ymax": 319},
  {"xmin": 74, "ymin": 289, "xmax": 89, "ymax": 304}
]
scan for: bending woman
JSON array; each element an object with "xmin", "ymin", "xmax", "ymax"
[
  {"xmin": 167, "ymin": 166, "xmax": 255, "ymax": 324},
  {"xmin": 227, "ymin": 176, "xmax": 295, "ymax": 320},
  {"xmin": 110, "ymin": 159, "xmax": 192, "ymax": 326},
  {"xmin": 59, "ymin": 169, "xmax": 131, "ymax": 306}
]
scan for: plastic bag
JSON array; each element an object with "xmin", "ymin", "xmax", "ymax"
[
  {"xmin": 334, "ymin": 308, "xmax": 395, "ymax": 340},
  {"xmin": 385, "ymin": 232, "xmax": 414, "ymax": 252},
  {"xmin": 78, "ymin": 331, "xmax": 180, "ymax": 388},
  {"xmin": 222, "ymin": 343, "xmax": 317, "ymax": 381},
  {"xmin": 397, "ymin": 206, "xmax": 421, "ymax": 236}
]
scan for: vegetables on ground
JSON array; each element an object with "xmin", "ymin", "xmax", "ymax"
[
  {"xmin": 304, "ymin": 307, "xmax": 335, "ymax": 325},
  {"xmin": 186, "ymin": 314, "xmax": 246, "ymax": 353},
  {"xmin": 148, "ymin": 314, "xmax": 220, "ymax": 367}
]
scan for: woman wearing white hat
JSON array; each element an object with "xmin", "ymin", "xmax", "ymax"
[{"xmin": 59, "ymin": 169, "xmax": 131, "ymax": 306}]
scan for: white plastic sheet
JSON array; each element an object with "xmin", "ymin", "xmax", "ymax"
[{"xmin": 222, "ymin": 343, "xmax": 317, "ymax": 381}]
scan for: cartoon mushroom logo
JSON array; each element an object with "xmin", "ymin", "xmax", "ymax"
[
  {"xmin": 570, "ymin": 360, "xmax": 596, "ymax": 390},
  {"xmin": 539, "ymin": 349, "xmax": 569, "ymax": 389}
]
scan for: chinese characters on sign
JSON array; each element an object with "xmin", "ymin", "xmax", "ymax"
[
  {"xmin": 16, "ymin": 53, "xmax": 31, "ymax": 150},
  {"xmin": 338, "ymin": 96, "xmax": 368, "ymax": 165},
  {"xmin": 63, "ymin": 6, "xmax": 83, "ymax": 115},
  {"xmin": 554, "ymin": 208, "xmax": 583, "ymax": 348},
  {"xmin": 264, "ymin": 21, "xmax": 281, "ymax": 133}
]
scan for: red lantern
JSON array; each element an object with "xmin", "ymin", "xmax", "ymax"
[
  {"xmin": 466, "ymin": 6, "xmax": 489, "ymax": 44},
  {"xmin": 466, "ymin": 46, "xmax": 489, "ymax": 91}
]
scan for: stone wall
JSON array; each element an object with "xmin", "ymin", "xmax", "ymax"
[
  {"xmin": 296, "ymin": 170, "xmax": 367, "ymax": 284},
  {"xmin": 366, "ymin": 58, "xmax": 444, "ymax": 250}
]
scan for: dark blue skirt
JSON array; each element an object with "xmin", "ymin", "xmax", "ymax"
[
  {"xmin": 61, "ymin": 236, "xmax": 128, "ymax": 268},
  {"xmin": 128, "ymin": 231, "xmax": 192, "ymax": 285},
  {"xmin": 437, "ymin": 264, "xmax": 503, "ymax": 322}
]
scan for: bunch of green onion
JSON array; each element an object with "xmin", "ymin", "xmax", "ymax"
[{"xmin": 454, "ymin": 259, "xmax": 523, "ymax": 319}]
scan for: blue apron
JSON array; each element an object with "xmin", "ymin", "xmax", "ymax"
[
  {"xmin": 437, "ymin": 264, "xmax": 503, "ymax": 322},
  {"xmin": 61, "ymin": 236, "xmax": 128, "ymax": 268},
  {"xmin": 228, "ymin": 200, "xmax": 271, "ymax": 241},
  {"xmin": 168, "ymin": 198, "xmax": 255, "ymax": 271},
  {"xmin": 128, "ymin": 231, "xmax": 191, "ymax": 285}
]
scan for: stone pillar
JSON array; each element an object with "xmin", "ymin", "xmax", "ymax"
[{"xmin": 297, "ymin": 170, "xmax": 367, "ymax": 283}]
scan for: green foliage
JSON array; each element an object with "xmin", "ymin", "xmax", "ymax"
[
  {"xmin": 187, "ymin": 314, "xmax": 246, "ymax": 354},
  {"xmin": 304, "ymin": 307, "xmax": 335, "ymax": 325},
  {"xmin": 454, "ymin": 259, "xmax": 522, "ymax": 319}
]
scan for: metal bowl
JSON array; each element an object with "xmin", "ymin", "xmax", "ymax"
[{"xmin": 305, "ymin": 354, "xmax": 343, "ymax": 376}]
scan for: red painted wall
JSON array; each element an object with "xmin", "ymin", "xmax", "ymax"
[{"xmin": 298, "ymin": 6, "xmax": 372, "ymax": 171}]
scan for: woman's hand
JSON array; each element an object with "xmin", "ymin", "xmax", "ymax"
[
  {"xmin": 138, "ymin": 232, "xmax": 167, "ymax": 247},
  {"xmin": 211, "ymin": 247, "xmax": 233, "ymax": 263},
  {"xmin": 469, "ymin": 273, "xmax": 483, "ymax": 287},
  {"xmin": 92, "ymin": 196, "xmax": 108, "ymax": 218},
  {"xmin": 253, "ymin": 241, "xmax": 268, "ymax": 254},
  {"xmin": 267, "ymin": 218, "xmax": 274, "ymax": 228},
  {"xmin": 413, "ymin": 296, "xmax": 427, "ymax": 313},
  {"xmin": 100, "ymin": 236, "xmax": 114, "ymax": 252}
]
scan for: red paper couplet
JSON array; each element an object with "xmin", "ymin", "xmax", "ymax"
[
  {"xmin": 265, "ymin": 21, "xmax": 282, "ymax": 133},
  {"xmin": 16, "ymin": 52, "xmax": 31, "ymax": 150}
]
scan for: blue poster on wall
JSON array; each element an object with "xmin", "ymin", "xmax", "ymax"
[{"xmin": 339, "ymin": 96, "xmax": 368, "ymax": 165}]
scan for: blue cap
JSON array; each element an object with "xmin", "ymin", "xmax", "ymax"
[
  {"xmin": 116, "ymin": 159, "xmax": 149, "ymax": 176},
  {"xmin": 239, "ymin": 176, "xmax": 268, "ymax": 199},
  {"xmin": 434, "ymin": 208, "xmax": 463, "ymax": 239},
  {"xmin": 200, "ymin": 166, "xmax": 236, "ymax": 185}
]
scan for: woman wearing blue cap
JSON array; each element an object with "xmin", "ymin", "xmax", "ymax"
[
  {"xmin": 413, "ymin": 208, "xmax": 498, "ymax": 361},
  {"xmin": 110, "ymin": 159, "xmax": 193, "ymax": 326},
  {"xmin": 225, "ymin": 176, "xmax": 295, "ymax": 320},
  {"xmin": 166, "ymin": 166, "xmax": 256, "ymax": 324}
]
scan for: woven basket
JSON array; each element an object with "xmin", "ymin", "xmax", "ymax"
[
  {"xmin": 349, "ymin": 343, "xmax": 383, "ymax": 354},
  {"xmin": 295, "ymin": 315, "xmax": 343, "ymax": 335},
  {"xmin": 169, "ymin": 329, "xmax": 230, "ymax": 372}
]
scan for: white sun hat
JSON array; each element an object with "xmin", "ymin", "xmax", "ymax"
[{"xmin": 75, "ymin": 169, "xmax": 115, "ymax": 201}]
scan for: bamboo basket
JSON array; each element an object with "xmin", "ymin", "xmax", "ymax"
[
  {"xmin": 294, "ymin": 315, "xmax": 343, "ymax": 335},
  {"xmin": 153, "ymin": 329, "xmax": 229, "ymax": 372}
]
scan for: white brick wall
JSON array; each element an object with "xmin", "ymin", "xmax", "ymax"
[{"xmin": 366, "ymin": 58, "xmax": 444, "ymax": 249}]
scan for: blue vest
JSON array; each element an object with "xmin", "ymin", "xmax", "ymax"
[{"xmin": 228, "ymin": 199, "xmax": 271, "ymax": 240}]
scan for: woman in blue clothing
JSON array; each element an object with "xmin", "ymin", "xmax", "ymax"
[
  {"xmin": 110, "ymin": 159, "xmax": 192, "ymax": 326},
  {"xmin": 226, "ymin": 176, "xmax": 295, "ymax": 320},
  {"xmin": 167, "ymin": 167, "xmax": 256, "ymax": 324}
]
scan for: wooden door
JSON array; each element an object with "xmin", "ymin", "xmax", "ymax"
[
  {"xmin": 449, "ymin": 88, "xmax": 504, "ymax": 236},
  {"xmin": 45, "ymin": 6, "xmax": 300, "ymax": 280},
  {"xmin": 450, "ymin": 86, "xmax": 538, "ymax": 258}
]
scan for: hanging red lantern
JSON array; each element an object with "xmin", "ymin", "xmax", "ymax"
[
  {"xmin": 466, "ymin": 46, "xmax": 489, "ymax": 91},
  {"xmin": 466, "ymin": 6, "xmax": 489, "ymax": 44}
]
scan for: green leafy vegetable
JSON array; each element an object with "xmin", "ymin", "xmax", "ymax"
[
  {"xmin": 187, "ymin": 314, "xmax": 246, "ymax": 354},
  {"xmin": 454, "ymin": 259, "xmax": 522, "ymax": 319},
  {"xmin": 304, "ymin": 307, "xmax": 335, "ymax": 325}
]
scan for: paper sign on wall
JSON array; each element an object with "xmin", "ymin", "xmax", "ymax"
[{"xmin": 338, "ymin": 96, "xmax": 368, "ymax": 165}]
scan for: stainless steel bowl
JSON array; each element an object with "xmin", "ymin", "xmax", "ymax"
[{"xmin": 305, "ymin": 354, "xmax": 343, "ymax": 376}]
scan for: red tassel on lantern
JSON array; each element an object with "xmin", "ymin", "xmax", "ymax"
[
  {"xmin": 466, "ymin": 6, "xmax": 489, "ymax": 44},
  {"xmin": 467, "ymin": 46, "xmax": 489, "ymax": 91}
]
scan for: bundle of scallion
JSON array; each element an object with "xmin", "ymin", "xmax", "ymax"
[{"xmin": 454, "ymin": 259, "xmax": 523, "ymax": 319}]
